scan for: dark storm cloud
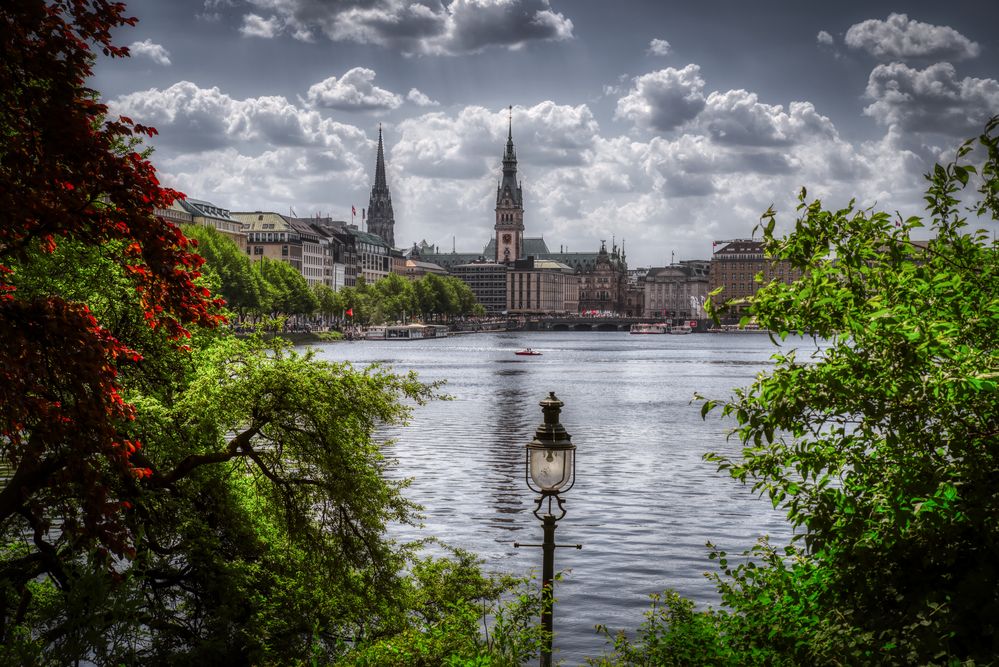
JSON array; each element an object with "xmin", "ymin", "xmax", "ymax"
[
  {"xmin": 864, "ymin": 62, "xmax": 999, "ymax": 135},
  {"xmin": 325, "ymin": 1, "xmax": 448, "ymax": 45},
  {"xmin": 661, "ymin": 172, "xmax": 716, "ymax": 198},
  {"xmin": 845, "ymin": 13, "xmax": 980, "ymax": 61},
  {"xmin": 442, "ymin": 0, "xmax": 573, "ymax": 53},
  {"xmin": 239, "ymin": 0, "xmax": 572, "ymax": 54}
]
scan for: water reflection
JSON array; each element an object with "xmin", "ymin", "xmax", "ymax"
[{"xmin": 485, "ymin": 384, "xmax": 531, "ymax": 529}]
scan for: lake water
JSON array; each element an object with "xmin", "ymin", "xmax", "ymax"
[{"xmin": 312, "ymin": 330, "xmax": 816, "ymax": 664}]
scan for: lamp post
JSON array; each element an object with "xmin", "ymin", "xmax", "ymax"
[{"xmin": 515, "ymin": 392, "xmax": 580, "ymax": 667}]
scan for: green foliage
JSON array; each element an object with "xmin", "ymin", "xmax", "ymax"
[
  {"xmin": 254, "ymin": 256, "xmax": 319, "ymax": 315},
  {"xmin": 182, "ymin": 222, "xmax": 268, "ymax": 314},
  {"xmin": 688, "ymin": 116, "xmax": 999, "ymax": 664},
  {"xmin": 178, "ymin": 224, "xmax": 487, "ymax": 324},
  {"xmin": 341, "ymin": 273, "xmax": 485, "ymax": 325},
  {"xmin": 1, "ymin": 236, "xmax": 520, "ymax": 664},
  {"xmin": 590, "ymin": 590, "xmax": 743, "ymax": 667},
  {"xmin": 0, "ymin": 3, "xmax": 515, "ymax": 664},
  {"xmin": 597, "ymin": 116, "xmax": 999, "ymax": 667},
  {"xmin": 314, "ymin": 282, "xmax": 345, "ymax": 319},
  {"xmin": 338, "ymin": 552, "xmax": 550, "ymax": 667}
]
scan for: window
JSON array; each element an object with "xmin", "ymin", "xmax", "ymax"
[
  {"xmin": 254, "ymin": 246, "xmax": 263, "ymax": 255},
  {"xmin": 282, "ymin": 245, "xmax": 289, "ymax": 256}
]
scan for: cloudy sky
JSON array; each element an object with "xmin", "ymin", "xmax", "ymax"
[{"xmin": 94, "ymin": 0, "xmax": 999, "ymax": 266}]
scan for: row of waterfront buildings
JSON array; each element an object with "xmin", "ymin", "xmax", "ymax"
[{"xmin": 158, "ymin": 114, "xmax": 802, "ymax": 319}]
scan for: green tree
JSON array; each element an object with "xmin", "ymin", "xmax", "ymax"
[
  {"xmin": 182, "ymin": 223, "xmax": 268, "ymax": 316},
  {"xmin": 1, "ymin": 3, "xmax": 525, "ymax": 664},
  {"xmin": 340, "ymin": 283, "xmax": 374, "ymax": 326},
  {"xmin": 314, "ymin": 282, "xmax": 344, "ymax": 323},
  {"xmin": 596, "ymin": 118, "xmax": 999, "ymax": 666},
  {"xmin": 449, "ymin": 276, "xmax": 486, "ymax": 317},
  {"xmin": 373, "ymin": 273, "xmax": 416, "ymax": 322},
  {"xmin": 255, "ymin": 256, "xmax": 319, "ymax": 316},
  {"xmin": 0, "ymin": 0, "xmax": 223, "ymax": 589}
]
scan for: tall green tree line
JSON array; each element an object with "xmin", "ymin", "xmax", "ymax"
[{"xmin": 186, "ymin": 223, "xmax": 485, "ymax": 324}]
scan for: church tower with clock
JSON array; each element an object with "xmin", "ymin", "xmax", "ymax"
[{"xmin": 494, "ymin": 106, "xmax": 524, "ymax": 264}]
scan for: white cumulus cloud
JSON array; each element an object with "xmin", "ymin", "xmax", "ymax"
[
  {"xmin": 128, "ymin": 39, "xmax": 172, "ymax": 66},
  {"xmin": 110, "ymin": 80, "xmax": 368, "ymax": 152},
  {"xmin": 816, "ymin": 30, "xmax": 834, "ymax": 47},
  {"xmin": 615, "ymin": 65, "xmax": 707, "ymax": 132},
  {"xmin": 647, "ymin": 38, "xmax": 671, "ymax": 56},
  {"xmin": 697, "ymin": 90, "xmax": 838, "ymax": 146},
  {"xmin": 240, "ymin": 13, "xmax": 283, "ymax": 38},
  {"xmin": 305, "ymin": 68, "xmax": 403, "ymax": 111},
  {"xmin": 863, "ymin": 62, "xmax": 999, "ymax": 135},
  {"xmin": 845, "ymin": 13, "xmax": 980, "ymax": 61},
  {"xmin": 407, "ymin": 88, "xmax": 440, "ymax": 107}
]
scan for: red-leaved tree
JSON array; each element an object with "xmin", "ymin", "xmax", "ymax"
[{"xmin": 0, "ymin": 0, "xmax": 224, "ymax": 567}]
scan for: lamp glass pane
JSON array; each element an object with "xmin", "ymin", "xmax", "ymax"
[{"xmin": 529, "ymin": 447, "xmax": 573, "ymax": 492}]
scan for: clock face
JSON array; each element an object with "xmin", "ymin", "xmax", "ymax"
[{"xmin": 502, "ymin": 233, "xmax": 512, "ymax": 243}]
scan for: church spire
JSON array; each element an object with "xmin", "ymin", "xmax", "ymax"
[
  {"xmin": 506, "ymin": 105, "xmax": 514, "ymax": 157},
  {"xmin": 374, "ymin": 123, "xmax": 388, "ymax": 190},
  {"xmin": 498, "ymin": 105, "xmax": 521, "ymax": 207},
  {"xmin": 367, "ymin": 123, "xmax": 395, "ymax": 247}
]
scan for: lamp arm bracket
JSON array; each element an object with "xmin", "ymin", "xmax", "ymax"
[
  {"xmin": 513, "ymin": 542, "xmax": 582, "ymax": 550},
  {"xmin": 532, "ymin": 494, "xmax": 568, "ymax": 521}
]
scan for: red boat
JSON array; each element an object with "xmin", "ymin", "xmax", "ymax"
[{"xmin": 514, "ymin": 348, "xmax": 542, "ymax": 356}]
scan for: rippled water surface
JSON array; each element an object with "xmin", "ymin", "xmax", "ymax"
[{"xmin": 312, "ymin": 331, "xmax": 819, "ymax": 664}]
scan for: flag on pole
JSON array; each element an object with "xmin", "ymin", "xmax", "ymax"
[
  {"xmin": 346, "ymin": 308, "xmax": 353, "ymax": 317},
  {"xmin": 362, "ymin": 208, "xmax": 365, "ymax": 220},
  {"xmin": 352, "ymin": 205, "xmax": 357, "ymax": 217}
]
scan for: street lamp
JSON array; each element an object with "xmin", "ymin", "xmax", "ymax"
[{"xmin": 515, "ymin": 392, "xmax": 580, "ymax": 667}]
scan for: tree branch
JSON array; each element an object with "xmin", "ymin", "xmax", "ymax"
[{"xmin": 149, "ymin": 423, "xmax": 262, "ymax": 488}]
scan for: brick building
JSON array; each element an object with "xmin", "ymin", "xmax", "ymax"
[{"xmin": 709, "ymin": 239, "xmax": 802, "ymax": 314}]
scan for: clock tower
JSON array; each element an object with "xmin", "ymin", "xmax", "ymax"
[{"xmin": 494, "ymin": 106, "xmax": 524, "ymax": 264}]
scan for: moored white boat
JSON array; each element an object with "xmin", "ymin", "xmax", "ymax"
[
  {"xmin": 365, "ymin": 324, "xmax": 450, "ymax": 340},
  {"xmin": 630, "ymin": 323, "xmax": 667, "ymax": 334}
]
